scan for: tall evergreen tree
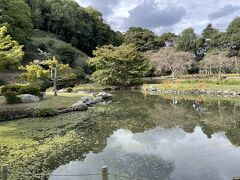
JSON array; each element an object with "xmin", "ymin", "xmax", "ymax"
[
  {"xmin": 202, "ymin": 24, "xmax": 218, "ymax": 39},
  {"xmin": 176, "ymin": 28, "xmax": 197, "ymax": 52}
]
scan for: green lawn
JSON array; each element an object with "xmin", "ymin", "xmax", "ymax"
[
  {"xmin": 72, "ymin": 83, "xmax": 118, "ymax": 91},
  {"xmin": 0, "ymin": 92, "xmax": 89, "ymax": 111}
]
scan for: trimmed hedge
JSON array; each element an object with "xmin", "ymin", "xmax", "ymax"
[
  {"xmin": 19, "ymin": 85, "xmax": 41, "ymax": 96},
  {"xmin": 1, "ymin": 84, "xmax": 41, "ymax": 104},
  {"xmin": 1, "ymin": 84, "xmax": 24, "ymax": 95},
  {"xmin": 1, "ymin": 84, "xmax": 41, "ymax": 96}
]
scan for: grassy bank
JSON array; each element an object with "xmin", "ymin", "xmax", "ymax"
[
  {"xmin": 72, "ymin": 83, "xmax": 118, "ymax": 92},
  {"xmin": 0, "ymin": 93, "xmax": 89, "ymax": 111},
  {"xmin": 142, "ymin": 77, "xmax": 240, "ymax": 92}
]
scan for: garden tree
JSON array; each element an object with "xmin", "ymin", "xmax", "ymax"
[
  {"xmin": 0, "ymin": 26, "xmax": 24, "ymax": 71},
  {"xmin": 202, "ymin": 24, "xmax": 218, "ymax": 39},
  {"xmin": 0, "ymin": 0, "xmax": 33, "ymax": 44},
  {"xmin": 199, "ymin": 50, "xmax": 234, "ymax": 78},
  {"xmin": 90, "ymin": 44, "xmax": 152, "ymax": 86},
  {"xmin": 158, "ymin": 32, "xmax": 177, "ymax": 47},
  {"xmin": 21, "ymin": 57, "xmax": 76, "ymax": 96},
  {"xmin": 124, "ymin": 27, "xmax": 163, "ymax": 52},
  {"xmin": 85, "ymin": 7, "xmax": 122, "ymax": 51},
  {"xmin": 19, "ymin": 61, "xmax": 49, "ymax": 83},
  {"xmin": 210, "ymin": 32, "xmax": 230, "ymax": 49},
  {"xmin": 230, "ymin": 55, "xmax": 240, "ymax": 74},
  {"xmin": 43, "ymin": 57, "xmax": 75, "ymax": 96},
  {"xmin": 176, "ymin": 28, "xmax": 197, "ymax": 52},
  {"xmin": 196, "ymin": 24, "xmax": 219, "ymax": 60},
  {"xmin": 148, "ymin": 47, "xmax": 196, "ymax": 78},
  {"xmin": 227, "ymin": 17, "xmax": 240, "ymax": 35},
  {"xmin": 195, "ymin": 37, "xmax": 209, "ymax": 60},
  {"xmin": 110, "ymin": 31, "xmax": 124, "ymax": 47}
]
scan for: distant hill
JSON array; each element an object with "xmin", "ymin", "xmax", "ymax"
[{"xmin": 24, "ymin": 30, "xmax": 89, "ymax": 68}]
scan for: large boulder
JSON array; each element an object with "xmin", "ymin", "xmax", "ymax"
[
  {"xmin": 72, "ymin": 102, "xmax": 88, "ymax": 111},
  {"xmin": 97, "ymin": 92, "xmax": 112, "ymax": 100},
  {"xmin": 92, "ymin": 97, "xmax": 104, "ymax": 104},
  {"xmin": 79, "ymin": 97, "xmax": 95, "ymax": 106},
  {"xmin": 17, "ymin": 94, "xmax": 40, "ymax": 103}
]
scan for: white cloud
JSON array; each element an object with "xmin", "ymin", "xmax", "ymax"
[{"xmin": 76, "ymin": 0, "xmax": 240, "ymax": 35}]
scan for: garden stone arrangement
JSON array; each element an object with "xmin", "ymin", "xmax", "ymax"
[
  {"xmin": 72, "ymin": 92, "xmax": 112, "ymax": 111},
  {"xmin": 0, "ymin": 92, "xmax": 112, "ymax": 122}
]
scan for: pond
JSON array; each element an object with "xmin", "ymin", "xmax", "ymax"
[{"xmin": 1, "ymin": 91, "xmax": 240, "ymax": 180}]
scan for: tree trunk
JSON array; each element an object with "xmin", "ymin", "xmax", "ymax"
[
  {"xmin": 52, "ymin": 68, "xmax": 58, "ymax": 96},
  {"xmin": 235, "ymin": 56, "xmax": 239, "ymax": 74},
  {"xmin": 53, "ymin": 79, "xmax": 57, "ymax": 96},
  {"xmin": 171, "ymin": 72, "xmax": 175, "ymax": 79}
]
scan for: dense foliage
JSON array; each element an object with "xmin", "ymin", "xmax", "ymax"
[
  {"xmin": 0, "ymin": 26, "xmax": 24, "ymax": 71},
  {"xmin": 176, "ymin": 28, "xmax": 197, "ymax": 53},
  {"xmin": 1, "ymin": 0, "xmax": 240, "ymax": 84},
  {"xmin": 0, "ymin": 0, "xmax": 33, "ymax": 44},
  {"xmin": 124, "ymin": 27, "xmax": 163, "ymax": 52},
  {"xmin": 90, "ymin": 44, "xmax": 152, "ymax": 85},
  {"xmin": 25, "ymin": 0, "xmax": 122, "ymax": 55},
  {"xmin": 20, "ymin": 57, "xmax": 76, "ymax": 95}
]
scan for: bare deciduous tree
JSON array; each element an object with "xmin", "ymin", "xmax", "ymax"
[
  {"xmin": 148, "ymin": 47, "xmax": 196, "ymax": 78},
  {"xmin": 199, "ymin": 50, "xmax": 237, "ymax": 79}
]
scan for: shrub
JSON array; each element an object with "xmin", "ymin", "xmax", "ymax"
[
  {"xmin": 33, "ymin": 108, "xmax": 59, "ymax": 117},
  {"xmin": 1, "ymin": 84, "xmax": 41, "ymax": 96},
  {"xmin": 19, "ymin": 85, "xmax": 41, "ymax": 96},
  {"xmin": 57, "ymin": 44, "xmax": 76, "ymax": 66},
  {"xmin": 1, "ymin": 84, "xmax": 41, "ymax": 104},
  {"xmin": 74, "ymin": 66, "xmax": 86, "ymax": 80},
  {"xmin": 1, "ymin": 84, "xmax": 24, "ymax": 95},
  {"xmin": 4, "ymin": 91, "xmax": 21, "ymax": 104}
]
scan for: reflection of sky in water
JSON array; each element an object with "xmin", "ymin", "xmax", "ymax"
[{"xmin": 51, "ymin": 127, "xmax": 240, "ymax": 180}]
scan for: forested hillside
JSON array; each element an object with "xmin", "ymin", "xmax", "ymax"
[
  {"xmin": 0, "ymin": 0, "xmax": 123, "ymax": 56},
  {"xmin": 1, "ymin": 0, "xmax": 240, "ymax": 87}
]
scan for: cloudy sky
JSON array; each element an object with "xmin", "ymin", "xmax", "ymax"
[{"xmin": 76, "ymin": 0, "xmax": 240, "ymax": 35}]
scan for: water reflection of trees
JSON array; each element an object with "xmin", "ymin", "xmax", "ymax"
[
  {"xmin": 147, "ymin": 94, "xmax": 240, "ymax": 146},
  {"xmin": 2, "ymin": 91, "xmax": 240, "ymax": 180}
]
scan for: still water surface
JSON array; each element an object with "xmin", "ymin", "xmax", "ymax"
[{"xmin": 1, "ymin": 91, "xmax": 240, "ymax": 180}]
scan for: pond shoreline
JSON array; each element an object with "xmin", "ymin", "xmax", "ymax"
[
  {"xmin": 143, "ymin": 87, "xmax": 240, "ymax": 97},
  {"xmin": 0, "ymin": 92, "xmax": 112, "ymax": 122}
]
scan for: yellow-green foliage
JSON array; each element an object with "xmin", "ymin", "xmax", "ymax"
[
  {"xmin": 0, "ymin": 26, "xmax": 24, "ymax": 70},
  {"xmin": 20, "ymin": 57, "xmax": 76, "ymax": 83}
]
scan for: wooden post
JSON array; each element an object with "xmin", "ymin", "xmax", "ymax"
[
  {"xmin": 102, "ymin": 166, "xmax": 108, "ymax": 180},
  {"xmin": 2, "ymin": 164, "xmax": 9, "ymax": 180},
  {"xmin": 233, "ymin": 177, "xmax": 240, "ymax": 180}
]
